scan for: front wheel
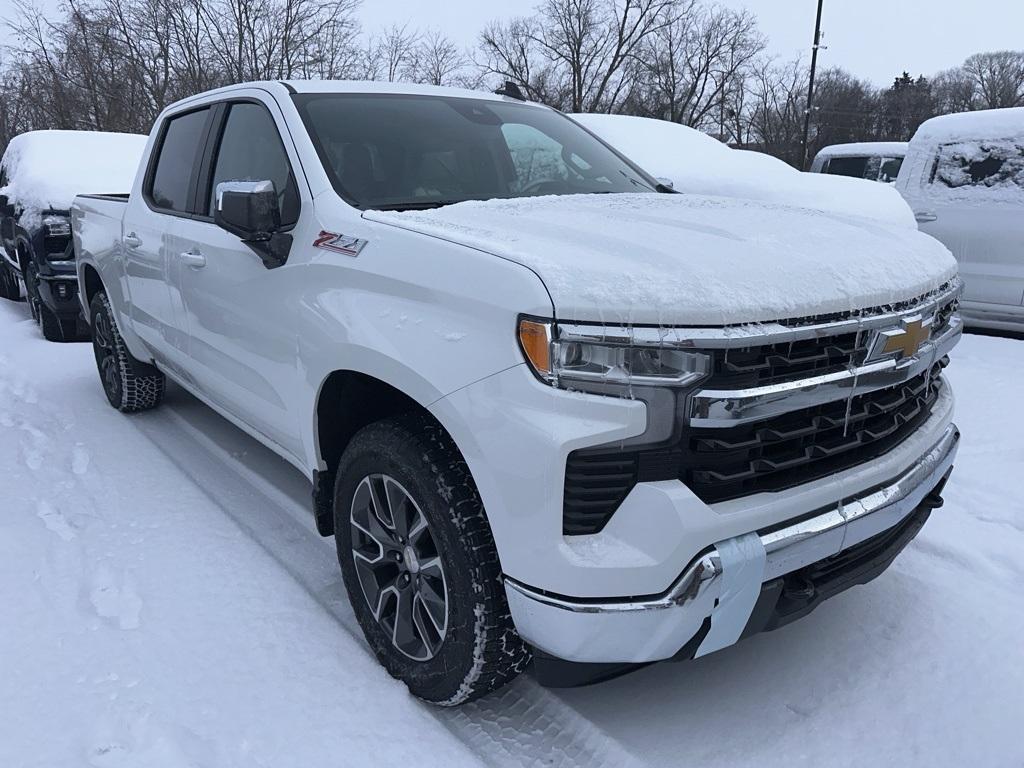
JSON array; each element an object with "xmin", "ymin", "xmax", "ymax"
[
  {"xmin": 38, "ymin": 302, "xmax": 84, "ymax": 342},
  {"xmin": 24, "ymin": 261, "xmax": 41, "ymax": 322},
  {"xmin": 0, "ymin": 261, "xmax": 22, "ymax": 301},
  {"xmin": 89, "ymin": 291, "xmax": 165, "ymax": 412},
  {"xmin": 334, "ymin": 414, "xmax": 530, "ymax": 705}
]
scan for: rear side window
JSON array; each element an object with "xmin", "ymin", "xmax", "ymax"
[
  {"xmin": 207, "ymin": 102, "xmax": 300, "ymax": 226},
  {"xmin": 149, "ymin": 108, "xmax": 210, "ymax": 213},
  {"xmin": 823, "ymin": 156, "xmax": 870, "ymax": 179},
  {"xmin": 879, "ymin": 157, "xmax": 903, "ymax": 182},
  {"xmin": 933, "ymin": 140, "xmax": 1024, "ymax": 189}
]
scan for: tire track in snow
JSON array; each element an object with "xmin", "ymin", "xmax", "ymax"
[{"xmin": 130, "ymin": 393, "xmax": 646, "ymax": 768}]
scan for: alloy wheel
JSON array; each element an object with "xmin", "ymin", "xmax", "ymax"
[
  {"xmin": 92, "ymin": 309, "xmax": 120, "ymax": 400},
  {"xmin": 349, "ymin": 474, "xmax": 449, "ymax": 661}
]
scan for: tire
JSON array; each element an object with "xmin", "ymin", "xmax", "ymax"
[
  {"xmin": 334, "ymin": 414, "xmax": 530, "ymax": 705},
  {"xmin": 24, "ymin": 260, "xmax": 41, "ymax": 322},
  {"xmin": 38, "ymin": 302, "xmax": 82, "ymax": 342},
  {"xmin": 0, "ymin": 262, "xmax": 21, "ymax": 301},
  {"xmin": 89, "ymin": 290, "xmax": 165, "ymax": 412}
]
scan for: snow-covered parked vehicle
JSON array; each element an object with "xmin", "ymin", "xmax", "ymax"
[
  {"xmin": 896, "ymin": 107, "xmax": 1024, "ymax": 333},
  {"xmin": 0, "ymin": 130, "xmax": 147, "ymax": 340},
  {"xmin": 810, "ymin": 141, "xmax": 908, "ymax": 183},
  {"xmin": 571, "ymin": 113, "xmax": 916, "ymax": 226},
  {"xmin": 72, "ymin": 81, "xmax": 963, "ymax": 705}
]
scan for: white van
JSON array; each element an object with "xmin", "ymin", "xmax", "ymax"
[
  {"xmin": 897, "ymin": 108, "xmax": 1024, "ymax": 333},
  {"xmin": 810, "ymin": 142, "xmax": 908, "ymax": 183}
]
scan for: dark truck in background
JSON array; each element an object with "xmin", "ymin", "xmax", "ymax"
[{"xmin": 0, "ymin": 130, "xmax": 147, "ymax": 341}]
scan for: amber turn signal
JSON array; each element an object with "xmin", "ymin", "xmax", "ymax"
[{"xmin": 518, "ymin": 319, "xmax": 552, "ymax": 378}]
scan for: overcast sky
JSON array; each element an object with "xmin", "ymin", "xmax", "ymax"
[
  {"xmin": 360, "ymin": 0, "xmax": 1023, "ymax": 86},
  {"xmin": 1, "ymin": 0, "xmax": 1021, "ymax": 86}
]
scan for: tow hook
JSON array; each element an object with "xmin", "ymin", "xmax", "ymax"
[
  {"xmin": 782, "ymin": 574, "xmax": 816, "ymax": 603},
  {"xmin": 921, "ymin": 468, "xmax": 953, "ymax": 511}
]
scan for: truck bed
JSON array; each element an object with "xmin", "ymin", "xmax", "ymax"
[{"xmin": 71, "ymin": 193, "xmax": 128, "ymax": 268}]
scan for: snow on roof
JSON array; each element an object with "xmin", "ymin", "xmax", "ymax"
[
  {"xmin": 814, "ymin": 142, "xmax": 908, "ymax": 158},
  {"xmin": 912, "ymin": 107, "xmax": 1024, "ymax": 144},
  {"xmin": 571, "ymin": 113, "xmax": 915, "ymax": 227},
  {"xmin": 1, "ymin": 130, "xmax": 147, "ymax": 224}
]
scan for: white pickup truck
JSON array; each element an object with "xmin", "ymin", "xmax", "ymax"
[{"xmin": 72, "ymin": 80, "xmax": 963, "ymax": 705}]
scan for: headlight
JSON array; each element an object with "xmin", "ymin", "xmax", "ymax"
[
  {"xmin": 42, "ymin": 215, "xmax": 71, "ymax": 238},
  {"xmin": 518, "ymin": 318, "xmax": 710, "ymax": 390}
]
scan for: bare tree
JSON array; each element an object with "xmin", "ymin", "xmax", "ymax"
[
  {"xmin": 362, "ymin": 23, "xmax": 420, "ymax": 82},
  {"xmin": 414, "ymin": 29, "xmax": 467, "ymax": 86},
  {"xmin": 932, "ymin": 66, "xmax": 978, "ymax": 113},
  {"xmin": 629, "ymin": 2, "xmax": 764, "ymax": 130},
  {"xmin": 962, "ymin": 50, "xmax": 1024, "ymax": 108},
  {"xmin": 746, "ymin": 56, "xmax": 807, "ymax": 166},
  {"xmin": 479, "ymin": 0, "xmax": 675, "ymax": 112}
]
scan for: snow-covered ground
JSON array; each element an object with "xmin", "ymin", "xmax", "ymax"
[{"xmin": 1, "ymin": 298, "xmax": 1021, "ymax": 767}]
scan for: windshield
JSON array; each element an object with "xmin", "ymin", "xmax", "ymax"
[{"xmin": 292, "ymin": 93, "xmax": 659, "ymax": 210}]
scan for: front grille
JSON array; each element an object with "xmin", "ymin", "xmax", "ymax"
[
  {"xmin": 563, "ymin": 366, "xmax": 944, "ymax": 534},
  {"xmin": 685, "ymin": 365, "xmax": 943, "ymax": 502},
  {"xmin": 709, "ymin": 296, "xmax": 959, "ymax": 389},
  {"xmin": 712, "ymin": 332, "xmax": 871, "ymax": 388}
]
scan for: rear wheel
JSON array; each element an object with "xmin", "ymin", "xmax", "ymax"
[
  {"xmin": 334, "ymin": 414, "xmax": 530, "ymax": 705},
  {"xmin": 89, "ymin": 290, "xmax": 165, "ymax": 412}
]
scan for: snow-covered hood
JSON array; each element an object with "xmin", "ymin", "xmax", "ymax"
[{"xmin": 368, "ymin": 193, "xmax": 958, "ymax": 326}]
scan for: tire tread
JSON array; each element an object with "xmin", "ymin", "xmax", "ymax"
[{"xmin": 91, "ymin": 291, "xmax": 165, "ymax": 412}]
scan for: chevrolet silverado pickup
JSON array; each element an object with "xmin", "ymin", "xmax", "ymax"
[{"xmin": 72, "ymin": 80, "xmax": 963, "ymax": 705}]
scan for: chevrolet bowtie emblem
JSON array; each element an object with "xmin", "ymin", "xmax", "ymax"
[{"xmin": 877, "ymin": 316, "xmax": 932, "ymax": 359}]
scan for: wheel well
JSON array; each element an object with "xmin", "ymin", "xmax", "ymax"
[
  {"xmin": 82, "ymin": 264, "xmax": 103, "ymax": 310},
  {"xmin": 312, "ymin": 371, "xmax": 426, "ymax": 536}
]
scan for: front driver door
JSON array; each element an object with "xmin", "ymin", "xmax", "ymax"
[{"xmin": 168, "ymin": 98, "xmax": 306, "ymax": 462}]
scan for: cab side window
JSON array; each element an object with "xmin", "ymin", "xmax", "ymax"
[
  {"xmin": 149, "ymin": 108, "xmax": 210, "ymax": 213},
  {"xmin": 933, "ymin": 140, "xmax": 1024, "ymax": 190},
  {"xmin": 208, "ymin": 102, "xmax": 300, "ymax": 226}
]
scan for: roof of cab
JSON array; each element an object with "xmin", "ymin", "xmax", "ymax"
[
  {"xmin": 814, "ymin": 141, "xmax": 908, "ymax": 159},
  {"xmin": 162, "ymin": 79, "xmax": 544, "ymax": 116},
  {"xmin": 911, "ymin": 106, "xmax": 1024, "ymax": 144},
  {"xmin": 280, "ymin": 79, "xmax": 518, "ymax": 102}
]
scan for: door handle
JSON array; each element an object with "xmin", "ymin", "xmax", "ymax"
[
  {"xmin": 914, "ymin": 211, "xmax": 938, "ymax": 223},
  {"xmin": 179, "ymin": 249, "xmax": 206, "ymax": 268},
  {"xmin": 123, "ymin": 232, "xmax": 142, "ymax": 249}
]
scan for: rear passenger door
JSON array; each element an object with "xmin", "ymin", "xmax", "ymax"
[
  {"xmin": 168, "ymin": 97, "xmax": 307, "ymax": 462},
  {"xmin": 124, "ymin": 105, "xmax": 213, "ymax": 370}
]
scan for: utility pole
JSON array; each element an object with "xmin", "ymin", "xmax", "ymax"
[{"xmin": 800, "ymin": 0, "xmax": 825, "ymax": 170}]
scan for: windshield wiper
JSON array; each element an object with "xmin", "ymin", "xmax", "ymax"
[{"xmin": 370, "ymin": 200, "xmax": 468, "ymax": 211}]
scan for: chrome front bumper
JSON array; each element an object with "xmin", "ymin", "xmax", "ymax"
[{"xmin": 505, "ymin": 424, "xmax": 960, "ymax": 664}]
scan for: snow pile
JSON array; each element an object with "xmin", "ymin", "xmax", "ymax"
[
  {"xmin": 0, "ymin": 130, "xmax": 146, "ymax": 225},
  {"xmin": 572, "ymin": 113, "xmax": 916, "ymax": 228},
  {"xmin": 370, "ymin": 192, "xmax": 956, "ymax": 326}
]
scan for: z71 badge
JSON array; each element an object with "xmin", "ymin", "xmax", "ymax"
[{"xmin": 313, "ymin": 231, "xmax": 368, "ymax": 257}]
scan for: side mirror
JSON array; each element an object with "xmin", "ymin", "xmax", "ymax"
[
  {"xmin": 655, "ymin": 176, "xmax": 675, "ymax": 191},
  {"xmin": 214, "ymin": 180, "xmax": 291, "ymax": 269}
]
